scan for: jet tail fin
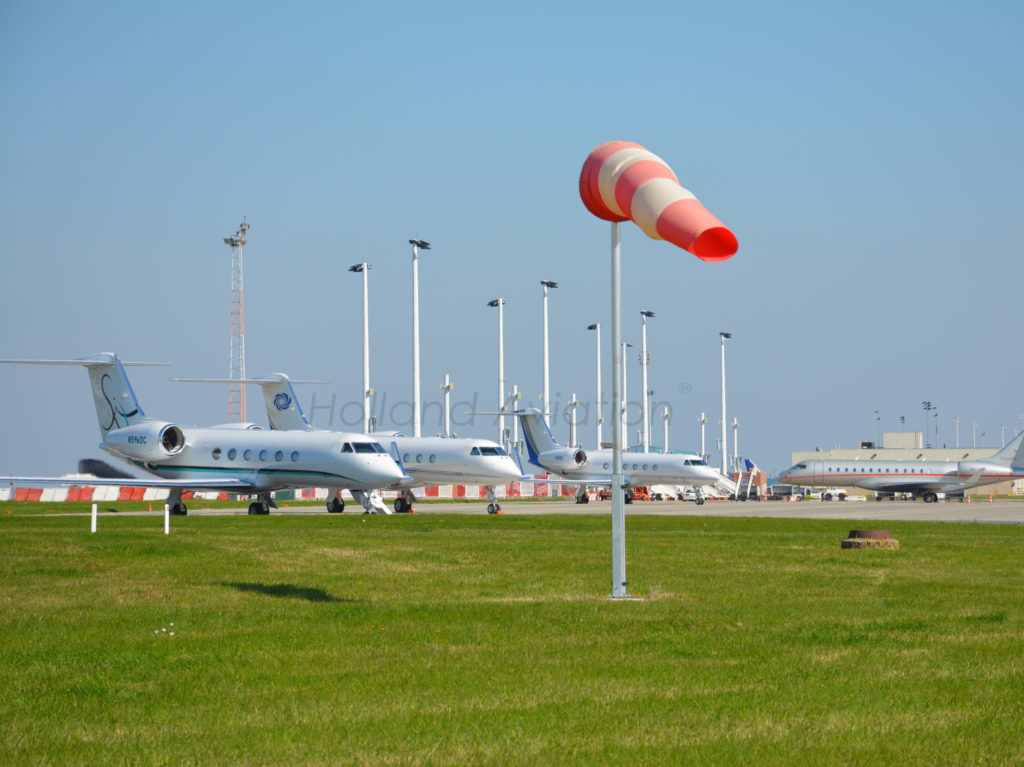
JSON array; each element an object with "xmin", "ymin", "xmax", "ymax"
[
  {"xmin": 991, "ymin": 430, "xmax": 1024, "ymax": 469},
  {"xmin": 1, "ymin": 353, "xmax": 166, "ymax": 438},
  {"xmin": 173, "ymin": 374, "xmax": 323, "ymax": 431}
]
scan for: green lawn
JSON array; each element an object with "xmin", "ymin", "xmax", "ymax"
[{"xmin": 2, "ymin": 512, "xmax": 1022, "ymax": 765}]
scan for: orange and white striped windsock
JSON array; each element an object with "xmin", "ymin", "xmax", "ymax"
[{"xmin": 579, "ymin": 141, "xmax": 738, "ymax": 262}]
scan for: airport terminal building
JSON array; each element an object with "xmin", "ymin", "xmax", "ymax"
[{"xmin": 791, "ymin": 431, "xmax": 1023, "ymax": 497}]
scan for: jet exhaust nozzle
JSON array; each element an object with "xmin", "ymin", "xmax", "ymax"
[{"xmin": 579, "ymin": 141, "xmax": 738, "ymax": 262}]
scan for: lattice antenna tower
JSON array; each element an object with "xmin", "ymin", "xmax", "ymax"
[{"xmin": 223, "ymin": 217, "xmax": 249, "ymax": 422}]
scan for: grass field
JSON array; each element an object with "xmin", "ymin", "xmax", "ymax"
[{"xmin": 2, "ymin": 511, "xmax": 1023, "ymax": 766}]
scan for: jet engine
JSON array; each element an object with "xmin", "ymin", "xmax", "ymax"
[
  {"xmin": 541, "ymin": 448, "xmax": 588, "ymax": 470},
  {"xmin": 103, "ymin": 421, "xmax": 186, "ymax": 462}
]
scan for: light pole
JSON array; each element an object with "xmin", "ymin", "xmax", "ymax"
[
  {"xmin": 409, "ymin": 239, "xmax": 430, "ymax": 437},
  {"xmin": 440, "ymin": 374, "xmax": 454, "ymax": 437},
  {"xmin": 587, "ymin": 323, "xmax": 603, "ymax": 449},
  {"xmin": 874, "ymin": 410, "xmax": 880, "ymax": 447},
  {"xmin": 720, "ymin": 332, "xmax": 732, "ymax": 475},
  {"xmin": 509, "ymin": 384, "xmax": 521, "ymax": 452},
  {"xmin": 922, "ymin": 401, "xmax": 933, "ymax": 448},
  {"xmin": 621, "ymin": 341, "xmax": 632, "ymax": 446},
  {"xmin": 541, "ymin": 280, "xmax": 558, "ymax": 426},
  {"xmin": 699, "ymin": 412, "xmax": 708, "ymax": 463},
  {"xmin": 732, "ymin": 417, "xmax": 740, "ymax": 474},
  {"xmin": 640, "ymin": 310, "xmax": 654, "ymax": 453},
  {"xmin": 488, "ymin": 299, "xmax": 507, "ymax": 445},
  {"xmin": 953, "ymin": 416, "xmax": 961, "ymax": 448},
  {"xmin": 971, "ymin": 420, "xmax": 978, "ymax": 449},
  {"xmin": 349, "ymin": 263, "xmax": 373, "ymax": 433},
  {"xmin": 662, "ymin": 407, "xmax": 670, "ymax": 454},
  {"xmin": 568, "ymin": 393, "xmax": 580, "ymax": 447}
]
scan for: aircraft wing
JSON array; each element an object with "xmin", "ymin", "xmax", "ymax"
[{"xmin": 5, "ymin": 476, "xmax": 255, "ymax": 491}]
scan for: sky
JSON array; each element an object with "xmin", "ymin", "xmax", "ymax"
[{"xmin": 2, "ymin": 0, "xmax": 1022, "ymax": 479}]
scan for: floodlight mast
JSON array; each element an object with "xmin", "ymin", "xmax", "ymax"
[
  {"xmin": 540, "ymin": 280, "xmax": 558, "ymax": 426},
  {"xmin": 609, "ymin": 223, "xmax": 626, "ymax": 597},
  {"xmin": 488, "ymin": 299, "xmax": 507, "ymax": 446},
  {"xmin": 587, "ymin": 323, "xmax": 602, "ymax": 449},
  {"xmin": 720, "ymin": 332, "xmax": 732, "ymax": 475},
  {"xmin": 640, "ymin": 310, "xmax": 654, "ymax": 452},
  {"xmin": 349, "ymin": 263, "xmax": 373, "ymax": 433},
  {"xmin": 223, "ymin": 217, "xmax": 249, "ymax": 423},
  {"xmin": 409, "ymin": 239, "xmax": 430, "ymax": 437}
]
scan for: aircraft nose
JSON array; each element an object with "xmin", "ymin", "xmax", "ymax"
[{"xmin": 370, "ymin": 455, "xmax": 405, "ymax": 482}]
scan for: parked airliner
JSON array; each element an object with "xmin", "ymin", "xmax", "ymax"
[
  {"xmin": 779, "ymin": 432, "xmax": 1024, "ymax": 502},
  {"xmin": 1, "ymin": 354, "xmax": 405, "ymax": 515},
  {"xmin": 180, "ymin": 373, "xmax": 523, "ymax": 513},
  {"xmin": 511, "ymin": 408, "xmax": 721, "ymax": 504}
]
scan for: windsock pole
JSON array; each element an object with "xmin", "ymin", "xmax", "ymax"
[{"xmin": 609, "ymin": 221, "xmax": 627, "ymax": 598}]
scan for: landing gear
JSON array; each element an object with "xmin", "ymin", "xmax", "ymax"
[
  {"xmin": 327, "ymin": 496, "xmax": 345, "ymax": 513},
  {"xmin": 247, "ymin": 493, "xmax": 276, "ymax": 515},
  {"xmin": 625, "ymin": 488, "xmax": 634, "ymax": 504},
  {"xmin": 574, "ymin": 487, "xmax": 590, "ymax": 505},
  {"xmin": 167, "ymin": 489, "xmax": 187, "ymax": 515},
  {"xmin": 394, "ymin": 490, "xmax": 416, "ymax": 514},
  {"xmin": 247, "ymin": 500, "xmax": 270, "ymax": 515},
  {"xmin": 484, "ymin": 485, "xmax": 501, "ymax": 514},
  {"xmin": 694, "ymin": 488, "xmax": 705, "ymax": 506},
  {"xmin": 922, "ymin": 492, "xmax": 939, "ymax": 504}
]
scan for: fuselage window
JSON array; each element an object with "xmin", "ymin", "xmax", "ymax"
[
  {"xmin": 275, "ymin": 451, "xmax": 284, "ymax": 462},
  {"xmin": 403, "ymin": 454, "xmax": 411, "ymax": 463},
  {"xmin": 429, "ymin": 454, "xmax": 437, "ymax": 463},
  {"xmin": 291, "ymin": 451, "xmax": 299, "ymax": 462},
  {"xmin": 259, "ymin": 449, "xmax": 268, "ymax": 461},
  {"xmin": 642, "ymin": 464, "xmax": 648, "ymax": 471},
  {"xmin": 212, "ymin": 447, "xmax": 222, "ymax": 460},
  {"xmin": 652, "ymin": 464, "xmax": 658, "ymax": 471},
  {"xmin": 416, "ymin": 454, "xmax": 424, "ymax": 463},
  {"xmin": 243, "ymin": 449, "xmax": 252, "ymax": 461},
  {"xmin": 603, "ymin": 463, "xmax": 609, "ymax": 470},
  {"xmin": 227, "ymin": 448, "xmax": 237, "ymax": 460}
]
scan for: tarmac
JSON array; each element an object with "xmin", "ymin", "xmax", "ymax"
[{"xmin": 82, "ymin": 497, "xmax": 1024, "ymax": 524}]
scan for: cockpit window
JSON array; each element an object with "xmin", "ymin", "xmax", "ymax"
[
  {"xmin": 796, "ymin": 464, "xmax": 807, "ymax": 469},
  {"xmin": 353, "ymin": 442, "xmax": 383, "ymax": 454},
  {"xmin": 470, "ymin": 447, "xmax": 480, "ymax": 456},
  {"xmin": 341, "ymin": 443, "xmax": 353, "ymax": 453},
  {"xmin": 479, "ymin": 446, "xmax": 506, "ymax": 456}
]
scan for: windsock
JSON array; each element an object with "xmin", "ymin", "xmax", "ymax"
[{"xmin": 579, "ymin": 141, "xmax": 738, "ymax": 262}]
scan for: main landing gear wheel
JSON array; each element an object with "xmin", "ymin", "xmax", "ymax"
[
  {"xmin": 248, "ymin": 501, "xmax": 270, "ymax": 515},
  {"xmin": 695, "ymin": 497, "xmax": 705, "ymax": 506},
  {"xmin": 922, "ymin": 492, "xmax": 938, "ymax": 504},
  {"xmin": 170, "ymin": 502, "xmax": 188, "ymax": 516},
  {"xmin": 624, "ymin": 489, "xmax": 634, "ymax": 504},
  {"xmin": 487, "ymin": 503, "xmax": 502, "ymax": 514},
  {"xmin": 327, "ymin": 497, "xmax": 345, "ymax": 513},
  {"xmin": 394, "ymin": 496, "xmax": 412, "ymax": 513}
]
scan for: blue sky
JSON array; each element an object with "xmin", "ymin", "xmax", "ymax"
[{"xmin": 2, "ymin": 1, "xmax": 1022, "ymax": 477}]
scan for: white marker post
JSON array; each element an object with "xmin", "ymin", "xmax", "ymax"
[
  {"xmin": 164, "ymin": 503, "xmax": 170, "ymax": 535},
  {"xmin": 91, "ymin": 502, "xmax": 97, "ymax": 533}
]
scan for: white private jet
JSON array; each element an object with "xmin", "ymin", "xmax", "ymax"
[
  {"xmin": 178, "ymin": 373, "xmax": 523, "ymax": 514},
  {"xmin": 1, "ymin": 354, "xmax": 406, "ymax": 515},
  {"xmin": 510, "ymin": 408, "xmax": 722, "ymax": 504},
  {"xmin": 778, "ymin": 432, "xmax": 1024, "ymax": 503}
]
